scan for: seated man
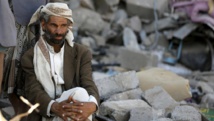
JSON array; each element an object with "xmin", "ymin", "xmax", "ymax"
[{"xmin": 21, "ymin": 3, "xmax": 99, "ymax": 121}]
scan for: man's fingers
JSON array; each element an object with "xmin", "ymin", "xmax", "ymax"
[
  {"xmin": 72, "ymin": 102, "xmax": 83, "ymax": 106},
  {"xmin": 67, "ymin": 96, "xmax": 74, "ymax": 103},
  {"xmin": 63, "ymin": 102, "xmax": 83, "ymax": 109}
]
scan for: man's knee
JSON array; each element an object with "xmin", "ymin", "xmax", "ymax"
[{"xmin": 72, "ymin": 87, "xmax": 89, "ymax": 101}]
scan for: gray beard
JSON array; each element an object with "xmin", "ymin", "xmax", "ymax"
[{"xmin": 43, "ymin": 30, "xmax": 66, "ymax": 45}]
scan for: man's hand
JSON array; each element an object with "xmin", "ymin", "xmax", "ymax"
[
  {"xmin": 50, "ymin": 99, "xmax": 73, "ymax": 121},
  {"xmin": 63, "ymin": 96, "xmax": 97, "ymax": 121}
]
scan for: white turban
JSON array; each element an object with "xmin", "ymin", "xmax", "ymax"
[
  {"xmin": 29, "ymin": 2, "xmax": 73, "ymax": 25},
  {"xmin": 29, "ymin": 2, "xmax": 74, "ymax": 47}
]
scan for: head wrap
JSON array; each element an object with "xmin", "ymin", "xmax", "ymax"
[
  {"xmin": 29, "ymin": 2, "xmax": 73, "ymax": 25},
  {"xmin": 29, "ymin": 2, "xmax": 74, "ymax": 47}
]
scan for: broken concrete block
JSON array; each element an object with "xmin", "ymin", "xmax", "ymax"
[
  {"xmin": 91, "ymin": 34, "xmax": 106, "ymax": 46},
  {"xmin": 148, "ymin": 32, "xmax": 169, "ymax": 48},
  {"xmin": 99, "ymin": 99, "xmax": 150, "ymax": 121},
  {"xmin": 80, "ymin": 37, "xmax": 97, "ymax": 49},
  {"xmin": 171, "ymin": 105, "xmax": 201, "ymax": 121},
  {"xmin": 128, "ymin": 16, "xmax": 142, "ymax": 32},
  {"xmin": 94, "ymin": 71, "xmax": 139, "ymax": 100},
  {"xmin": 73, "ymin": 7, "xmax": 107, "ymax": 33},
  {"xmin": 129, "ymin": 108, "xmax": 166, "ymax": 121},
  {"xmin": 126, "ymin": 0, "xmax": 170, "ymax": 20},
  {"xmin": 117, "ymin": 47, "xmax": 158, "ymax": 71},
  {"xmin": 94, "ymin": 0, "xmax": 119, "ymax": 14},
  {"xmin": 112, "ymin": 9, "xmax": 128, "ymax": 24},
  {"xmin": 80, "ymin": 0, "xmax": 95, "ymax": 10},
  {"xmin": 123, "ymin": 27, "xmax": 141, "ymax": 51},
  {"xmin": 138, "ymin": 68, "xmax": 192, "ymax": 101},
  {"xmin": 156, "ymin": 118, "xmax": 173, "ymax": 121},
  {"xmin": 68, "ymin": 0, "xmax": 80, "ymax": 9},
  {"xmin": 173, "ymin": 22, "xmax": 198, "ymax": 40},
  {"xmin": 139, "ymin": 29, "xmax": 152, "ymax": 47},
  {"xmin": 145, "ymin": 86, "xmax": 179, "ymax": 110},
  {"xmin": 107, "ymin": 88, "xmax": 143, "ymax": 101},
  {"xmin": 144, "ymin": 17, "xmax": 178, "ymax": 33}
]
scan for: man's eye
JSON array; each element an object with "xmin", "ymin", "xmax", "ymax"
[{"xmin": 50, "ymin": 24, "xmax": 57, "ymax": 27}]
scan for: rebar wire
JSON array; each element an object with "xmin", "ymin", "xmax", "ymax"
[{"xmin": 149, "ymin": 0, "xmax": 160, "ymax": 50}]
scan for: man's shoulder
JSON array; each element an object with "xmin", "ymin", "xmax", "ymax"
[{"xmin": 73, "ymin": 43, "xmax": 90, "ymax": 52}]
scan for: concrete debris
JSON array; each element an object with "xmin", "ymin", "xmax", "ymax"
[
  {"xmin": 137, "ymin": 68, "xmax": 192, "ymax": 101},
  {"xmin": 144, "ymin": 17, "xmax": 178, "ymax": 33},
  {"xmin": 123, "ymin": 27, "xmax": 141, "ymax": 51},
  {"xmin": 128, "ymin": 16, "xmax": 142, "ymax": 32},
  {"xmin": 129, "ymin": 107, "xmax": 155, "ymax": 121},
  {"xmin": 3, "ymin": 0, "xmax": 214, "ymax": 121},
  {"xmin": 173, "ymin": 22, "xmax": 198, "ymax": 40},
  {"xmin": 67, "ymin": 0, "xmax": 214, "ymax": 120},
  {"xmin": 99, "ymin": 99, "xmax": 150, "ymax": 121},
  {"xmin": 107, "ymin": 88, "xmax": 143, "ymax": 101},
  {"xmin": 171, "ymin": 105, "xmax": 202, "ymax": 121},
  {"xmin": 72, "ymin": 7, "xmax": 107, "ymax": 33},
  {"xmin": 145, "ymin": 86, "xmax": 179, "ymax": 110},
  {"xmin": 117, "ymin": 47, "xmax": 158, "ymax": 71},
  {"xmin": 94, "ymin": 71, "xmax": 139, "ymax": 100},
  {"xmin": 126, "ymin": 0, "xmax": 169, "ymax": 20}
]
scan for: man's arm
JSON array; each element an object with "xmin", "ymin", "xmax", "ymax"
[
  {"xmin": 78, "ymin": 48, "xmax": 100, "ymax": 104},
  {"xmin": 21, "ymin": 48, "xmax": 53, "ymax": 117}
]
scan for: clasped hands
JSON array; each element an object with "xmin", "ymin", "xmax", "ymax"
[{"xmin": 51, "ymin": 96, "xmax": 96, "ymax": 121}]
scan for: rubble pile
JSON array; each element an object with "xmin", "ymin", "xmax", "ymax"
[{"xmin": 53, "ymin": 0, "xmax": 214, "ymax": 120}]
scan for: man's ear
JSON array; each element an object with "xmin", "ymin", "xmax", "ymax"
[{"xmin": 41, "ymin": 20, "xmax": 46, "ymax": 31}]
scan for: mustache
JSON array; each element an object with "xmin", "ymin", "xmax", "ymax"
[
  {"xmin": 43, "ymin": 29, "xmax": 68, "ymax": 37},
  {"xmin": 54, "ymin": 34, "xmax": 64, "ymax": 37}
]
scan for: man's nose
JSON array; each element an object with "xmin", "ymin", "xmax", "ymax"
[{"xmin": 55, "ymin": 27, "xmax": 63, "ymax": 34}]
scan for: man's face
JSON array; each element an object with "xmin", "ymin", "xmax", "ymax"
[{"xmin": 42, "ymin": 16, "xmax": 69, "ymax": 45}]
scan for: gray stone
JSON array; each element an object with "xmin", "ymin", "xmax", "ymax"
[
  {"xmin": 128, "ymin": 16, "xmax": 142, "ymax": 32},
  {"xmin": 126, "ymin": 0, "xmax": 169, "ymax": 20},
  {"xmin": 80, "ymin": 0, "xmax": 95, "ymax": 10},
  {"xmin": 94, "ymin": 0, "xmax": 119, "ymax": 14},
  {"xmin": 112, "ymin": 9, "xmax": 128, "ymax": 24},
  {"xmin": 94, "ymin": 71, "xmax": 139, "ymax": 99},
  {"xmin": 107, "ymin": 88, "xmax": 143, "ymax": 101},
  {"xmin": 139, "ymin": 29, "xmax": 152, "ymax": 47},
  {"xmin": 148, "ymin": 32, "xmax": 169, "ymax": 48},
  {"xmin": 129, "ymin": 107, "xmax": 166, "ymax": 121},
  {"xmin": 123, "ymin": 27, "xmax": 141, "ymax": 51},
  {"xmin": 91, "ymin": 34, "xmax": 106, "ymax": 46},
  {"xmin": 145, "ymin": 86, "xmax": 179, "ymax": 110},
  {"xmin": 156, "ymin": 118, "xmax": 173, "ymax": 121},
  {"xmin": 73, "ymin": 7, "xmax": 107, "ymax": 33},
  {"xmin": 144, "ymin": 17, "xmax": 177, "ymax": 33},
  {"xmin": 173, "ymin": 23, "xmax": 198, "ymax": 40},
  {"xmin": 163, "ymin": 30, "xmax": 176, "ymax": 40},
  {"xmin": 117, "ymin": 47, "xmax": 158, "ymax": 71},
  {"xmin": 92, "ymin": 71, "xmax": 111, "ymax": 81},
  {"xmin": 99, "ymin": 100, "xmax": 150, "ymax": 121},
  {"xmin": 80, "ymin": 37, "xmax": 97, "ymax": 49},
  {"xmin": 68, "ymin": 0, "xmax": 80, "ymax": 10},
  {"xmin": 171, "ymin": 105, "xmax": 201, "ymax": 121}
]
